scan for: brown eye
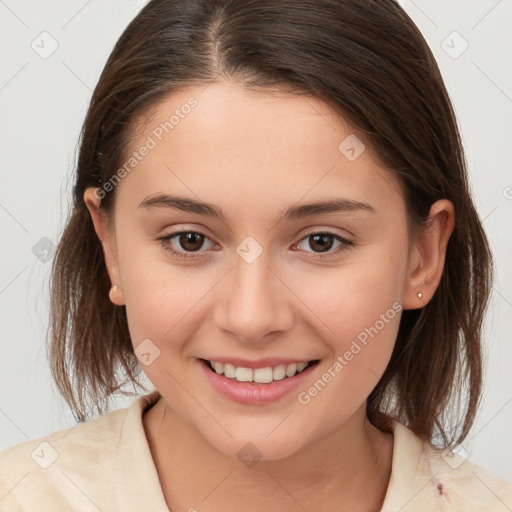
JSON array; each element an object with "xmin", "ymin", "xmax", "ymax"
[
  {"xmin": 308, "ymin": 233, "xmax": 335, "ymax": 253},
  {"xmin": 176, "ymin": 232, "xmax": 204, "ymax": 252},
  {"xmin": 296, "ymin": 231, "xmax": 354, "ymax": 258},
  {"xmin": 158, "ymin": 230, "xmax": 214, "ymax": 259}
]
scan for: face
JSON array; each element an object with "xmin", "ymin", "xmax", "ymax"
[{"xmin": 85, "ymin": 81, "xmax": 442, "ymax": 462}]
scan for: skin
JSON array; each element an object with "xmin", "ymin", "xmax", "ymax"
[{"xmin": 84, "ymin": 80, "xmax": 454, "ymax": 511}]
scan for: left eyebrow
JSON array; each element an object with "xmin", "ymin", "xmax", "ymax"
[
  {"xmin": 281, "ymin": 197, "xmax": 376, "ymax": 220},
  {"xmin": 137, "ymin": 193, "xmax": 376, "ymax": 221}
]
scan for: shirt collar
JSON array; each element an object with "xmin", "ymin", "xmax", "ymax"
[
  {"xmin": 115, "ymin": 391, "xmax": 441, "ymax": 511},
  {"xmin": 380, "ymin": 420, "xmax": 442, "ymax": 511},
  {"xmin": 115, "ymin": 390, "xmax": 169, "ymax": 511}
]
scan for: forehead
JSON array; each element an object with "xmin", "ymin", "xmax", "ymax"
[{"xmin": 115, "ymin": 81, "xmax": 405, "ymax": 218}]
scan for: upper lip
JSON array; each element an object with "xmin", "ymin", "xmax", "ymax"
[{"xmin": 200, "ymin": 357, "xmax": 318, "ymax": 369}]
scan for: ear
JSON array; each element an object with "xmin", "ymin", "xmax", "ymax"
[
  {"xmin": 403, "ymin": 199, "xmax": 455, "ymax": 310},
  {"xmin": 83, "ymin": 187, "xmax": 125, "ymax": 306}
]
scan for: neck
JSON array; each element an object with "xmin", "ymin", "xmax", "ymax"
[{"xmin": 143, "ymin": 397, "xmax": 394, "ymax": 512}]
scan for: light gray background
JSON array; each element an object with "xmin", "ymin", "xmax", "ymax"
[{"xmin": 1, "ymin": 0, "xmax": 511, "ymax": 485}]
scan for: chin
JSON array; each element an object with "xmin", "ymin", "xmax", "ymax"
[{"xmin": 198, "ymin": 423, "xmax": 307, "ymax": 464}]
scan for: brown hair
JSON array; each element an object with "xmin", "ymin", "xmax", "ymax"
[{"xmin": 47, "ymin": 0, "xmax": 493, "ymax": 448}]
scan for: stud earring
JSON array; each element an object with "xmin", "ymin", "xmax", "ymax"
[
  {"xmin": 109, "ymin": 284, "xmax": 123, "ymax": 305},
  {"xmin": 417, "ymin": 292, "xmax": 422, "ymax": 298}
]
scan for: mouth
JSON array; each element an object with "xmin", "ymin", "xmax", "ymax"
[
  {"xmin": 199, "ymin": 358, "xmax": 321, "ymax": 385},
  {"xmin": 198, "ymin": 357, "xmax": 322, "ymax": 405}
]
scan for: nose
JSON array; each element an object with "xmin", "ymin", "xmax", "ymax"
[{"xmin": 213, "ymin": 250, "xmax": 294, "ymax": 343}]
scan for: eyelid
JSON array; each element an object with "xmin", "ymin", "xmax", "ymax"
[
  {"xmin": 158, "ymin": 227, "xmax": 354, "ymax": 259},
  {"xmin": 296, "ymin": 224, "xmax": 355, "ymax": 239},
  {"xmin": 292, "ymin": 231, "xmax": 354, "ymax": 258},
  {"xmin": 159, "ymin": 229, "xmax": 217, "ymax": 257}
]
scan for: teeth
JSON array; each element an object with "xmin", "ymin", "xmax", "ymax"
[
  {"xmin": 297, "ymin": 361, "xmax": 308, "ymax": 372},
  {"xmin": 254, "ymin": 367, "xmax": 273, "ymax": 384},
  {"xmin": 224, "ymin": 363, "xmax": 236, "ymax": 378},
  {"xmin": 273, "ymin": 364, "xmax": 286, "ymax": 381},
  {"xmin": 207, "ymin": 360, "xmax": 313, "ymax": 383},
  {"xmin": 234, "ymin": 367, "xmax": 253, "ymax": 382},
  {"xmin": 285, "ymin": 363, "xmax": 297, "ymax": 377}
]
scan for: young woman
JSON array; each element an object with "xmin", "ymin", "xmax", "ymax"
[{"xmin": 1, "ymin": 1, "xmax": 511, "ymax": 510}]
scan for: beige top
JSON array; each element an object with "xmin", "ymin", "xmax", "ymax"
[{"xmin": 1, "ymin": 390, "xmax": 511, "ymax": 511}]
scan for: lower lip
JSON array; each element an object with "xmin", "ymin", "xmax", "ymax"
[{"xmin": 198, "ymin": 358, "xmax": 320, "ymax": 405}]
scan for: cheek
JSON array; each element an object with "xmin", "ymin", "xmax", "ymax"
[
  {"xmin": 291, "ymin": 240, "xmax": 407, "ymax": 382},
  {"xmin": 116, "ymin": 235, "xmax": 201, "ymax": 350},
  {"xmin": 292, "ymin": 274, "xmax": 403, "ymax": 421},
  {"xmin": 296, "ymin": 240, "xmax": 406, "ymax": 327},
  {"xmin": 122, "ymin": 274, "xmax": 205, "ymax": 351}
]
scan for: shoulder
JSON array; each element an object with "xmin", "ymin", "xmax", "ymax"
[
  {"xmin": 419, "ymin": 434, "xmax": 512, "ymax": 511},
  {"xmin": 0, "ymin": 392, "xmax": 160, "ymax": 511},
  {"xmin": 381, "ymin": 419, "xmax": 512, "ymax": 511},
  {"xmin": 0, "ymin": 402, "xmax": 128, "ymax": 466}
]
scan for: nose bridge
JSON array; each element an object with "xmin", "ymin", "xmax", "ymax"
[{"xmin": 215, "ymin": 239, "xmax": 292, "ymax": 342}]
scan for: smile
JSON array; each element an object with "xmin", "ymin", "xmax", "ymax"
[
  {"xmin": 206, "ymin": 359, "xmax": 317, "ymax": 383},
  {"xmin": 198, "ymin": 358, "xmax": 321, "ymax": 405}
]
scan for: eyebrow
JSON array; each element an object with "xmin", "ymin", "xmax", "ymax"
[{"xmin": 137, "ymin": 193, "xmax": 376, "ymax": 221}]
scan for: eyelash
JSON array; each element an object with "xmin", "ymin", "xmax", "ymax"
[{"xmin": 158, "ymin": 230, "xmax": 354, "ymax": 260}]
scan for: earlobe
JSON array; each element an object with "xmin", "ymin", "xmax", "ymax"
[
  {"xmin": 403, "ymin": 199, "xmax": 455, "ymax": 310},
  {"xmin": 83, "ymin": 187, "xmax": 126, "ymax": 306}
]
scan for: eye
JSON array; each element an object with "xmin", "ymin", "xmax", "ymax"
[
  {"xmin": 158, "ymin": 230, "xmax": 215, "ymax": 259},
  {"xmin": 294, "ymin": 231, "xmax": 354, "ymax": 259},
  {"xmin": 158, "ymin": 230, "xmax": 354, "ymax": 261}
]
